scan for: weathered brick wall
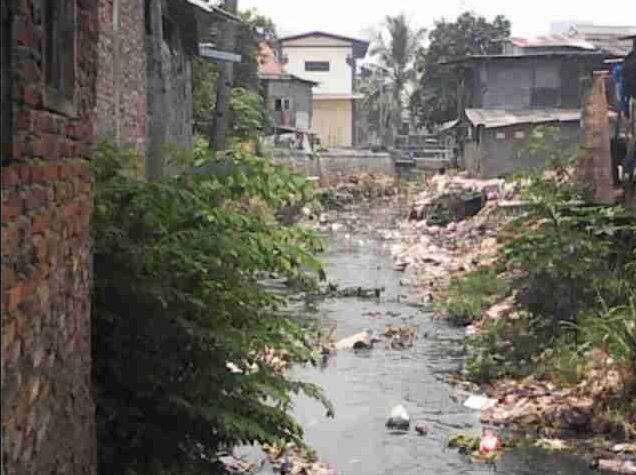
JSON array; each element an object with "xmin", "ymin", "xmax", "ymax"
[
  {"xmin": 1, "ymin": 1, "xmax": 98, "ymax": 473},
  {"xmin": 96, "ymin": 0, "xmax": 147, "ymax": 153},
  {"xmin": 578, "ymin": 72, "xmax": 616, "ymax": 203}
]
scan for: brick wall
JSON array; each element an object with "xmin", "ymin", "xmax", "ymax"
[
  {"xmin": 578, "ymin": 72, "xmax": 616, "ymax": 203},
  {"xmin": 1, "ymin": 1, "xmax": 98, "ymax": 473},
  {"xmin": 95, "ymin": 0, "xmax": 147, "ymax": 153}
]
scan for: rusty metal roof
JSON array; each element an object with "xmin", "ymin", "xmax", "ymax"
[
  {"xmin": 464, "ymin": 109, "xmax": 581, "ymax": 128},
  {"xmin": 508, "ymin": 34, "xmax": 596, "ymax": 50}
]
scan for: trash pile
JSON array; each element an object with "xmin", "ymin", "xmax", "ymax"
[
  {"xmin": 386, "ymin": 173, "xmax": 518, "ymax": 304},
  {"xmin": 447, "ymin": 429, "xmax": 505, "ymax": 462},
  {"xmin": 382, "ymin": 324, "xmax": 417, "ymax": 349},
  {"xmin": 480, "ymin": 352, "xmax": 635, "ymax": 437},
  {"xmin": 263, "ymin": 444, "xmax": 336, "ymax": 475},
  {"xmin": 317, "ymin": 173, "xmax": 398, "ymax": 209}
]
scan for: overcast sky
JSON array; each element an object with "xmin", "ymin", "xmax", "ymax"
[{"xmin": 241, "ymin": 0, "xmax": 635, "ymax": 42}]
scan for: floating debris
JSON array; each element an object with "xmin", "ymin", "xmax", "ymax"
[
  {"xmin": 383, "ymin": 325, "xmax": 417, "ymax": 349},
  {"xmin": 386, "ymin": 404, "xmax": 410, "ymax": 430}
]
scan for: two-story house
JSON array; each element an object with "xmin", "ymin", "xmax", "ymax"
[
  {"xmin": 449, "ymin": 36, "xmax": 615, "ymax": 177},
  {"xmin": 278, "ymin": 31, "xmax": 369, "ymax": 148}
]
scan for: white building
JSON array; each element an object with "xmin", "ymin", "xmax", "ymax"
[{"xmin": 279, "ymin": 31, "xmax": 369, "ymax": 148}]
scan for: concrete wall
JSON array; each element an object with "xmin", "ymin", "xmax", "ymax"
[
  {"xmin": 96, "ymin": 0, "xmax": 147, "ymax": 154},
  {"xmin": 465, "ymin": 122, "xmax": 582, "ymax": 177},
  {"xmin": 282, "ymin": 37, "xmax": 353, "ymax": 95},
  {"xmin": 271, "ymin": 150, "xmax": 393, "ymax": 185},
  {"xmin": 146, "ymin": 0, "xmax": 194, "ymax": 180},
  {"xmin": 2, "ymin": 1, "xmax": 98, "ymax": 472},
  {"xmin": 264, "ymin": 79, "xmax": 314, "ymax": 129}
]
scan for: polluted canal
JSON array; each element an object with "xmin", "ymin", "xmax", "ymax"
[{"xmin": 247, "ymin": 202, "xmax": 595, "ymax": 475}]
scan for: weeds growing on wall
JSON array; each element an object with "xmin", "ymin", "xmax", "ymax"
[{"xmin": 91, "ymin": 140, "xmax": 332, "ymax": 473}]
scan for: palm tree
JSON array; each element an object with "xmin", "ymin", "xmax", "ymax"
[
  {"xmin": 370, "ymin": 14, "xmax": 426, "ymax": 145},
  {"xmin": 357, "ymin": 65, "xmax": 396, "ymax": 146}
]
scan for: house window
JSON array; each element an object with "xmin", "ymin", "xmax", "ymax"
[
  {"xmin": 305, "ymin": 61, "xmax": 330, "ymax": 72},
  {"xmin": 274, "ymin": 98, "xmax": 291, "ymax": 111},
  {"xmin": 514, "ymin": 131, "xmax": 525, "ymax": 139},
  {"xmin": 44, "ymin": 0, "xmax": 76, "ymax": 102},
  {"xmin": 495, "ymin": 131, "xmax": 506, "ymax": 140}
]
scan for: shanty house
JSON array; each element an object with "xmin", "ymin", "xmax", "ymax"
[
  {"xmin": 449, "ymin": 50, "xmax": 609, "ymax": 177},
  {"xmin": 260, "ymin": 74, "xmax": 317, "ymax": 132},
  {"xmin": 278, "ymin": 31, "xmax": 369, "ymax": 148}
]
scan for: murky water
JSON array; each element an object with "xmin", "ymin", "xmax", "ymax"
[{"xmin": 251, "ymin": 205, "xmax": 594, "ymax": 475}]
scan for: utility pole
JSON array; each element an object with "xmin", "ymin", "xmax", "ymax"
[{"xmin": 209, "ymin": 0, "xmax": 238, "ymax": 151}]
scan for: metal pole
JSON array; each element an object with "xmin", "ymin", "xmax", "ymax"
[{"xmin": 209, "ymin": 0, "xmax": 238, "ymax": 152}]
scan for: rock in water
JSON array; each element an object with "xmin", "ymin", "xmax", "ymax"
[{"xmin": 386, "ymin": 404, "xmax": 410, "ymax": 430}]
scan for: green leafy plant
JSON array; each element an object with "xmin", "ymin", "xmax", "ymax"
[
  {"xmin": 439, "ymin": 267, "xmax": 509, "ymax": 326},
  {"xmin": 91, "ymin": 140, "xmax": 332, "ymax": 473},
  {"xmin": 229, "ymin": 87, "xmax": 269, "ymax": 144},
  {"xmin": 461, "ymin": 129, "xmax": 636, "ymax": 388},
  {"xmin": 579, "ymin": 291, "xmax": 636, "ymax": 366}
]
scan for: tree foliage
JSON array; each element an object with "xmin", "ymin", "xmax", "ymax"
[
  {"xmin": 410, "ymin": 12, "xmax": 511, "ymax": 129},
  {"xmin": 234, "ymin": 8, "xmax": 277, "ymax": 91},
  {"xmin": 192, "ymin": 58, "xmax": 219, "ymax": 135},
  {"xmin": 192, "ymin": 8, "xmax": 276, "ymax": 136},
  {"xmin": 369, "ymin": 14, "xmax": 426, "ymax": 142},
  {"xmin": 229, "ymin": 87, "xmax": 269, "ymax": 143},
  {"xmin": 92, "ymin": 141, "xmax": 332, "ymax": 473},
  {"xmin": 357, "ymin": 65, "xmax": 396, "ymax": 146}
]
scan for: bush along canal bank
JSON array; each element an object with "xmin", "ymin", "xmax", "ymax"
[
  {"xmin": 223, "ymin": 174, "xmax": 607, "ymax": 474},
  {"xmin": 389, "ymin": 164, "xmax": 636, "ymax": 474}
]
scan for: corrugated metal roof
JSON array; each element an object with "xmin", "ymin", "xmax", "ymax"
[
  {"xmin": 508, "ymin": 34, "xmax": 596, "ymax": 50},
  {"xmin": 465, "ymin": 109, "xmax": 581, "ymax": 128},
  {"xmin": 582, "ymin": 37, "xmax": 633, "ymax": 57},
  {"xmin": 569, "ymin": 24, "xmax": 636, "ymax": 37},
  {"xmin": 437, "ymin": 119, "xmax": 460, "ymax": 133},
  {"xmin": 439, "ymin": 51, "xmax": 605, "ymax": 64}
]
